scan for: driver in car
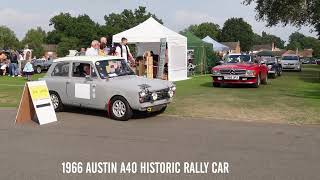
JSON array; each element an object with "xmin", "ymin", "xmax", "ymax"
[{"xmin": 82, "ymin": 64, "xmax": 91, "ymax": 77}]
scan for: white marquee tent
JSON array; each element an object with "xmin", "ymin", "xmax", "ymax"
[{"xmin": 113, "ymin": 17, "xmax": 187, "ymax": 81}]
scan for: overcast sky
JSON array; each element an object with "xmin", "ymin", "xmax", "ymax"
[{"xmin": 0, "ymin": 0, "xmax": 317, "ymax": 42}]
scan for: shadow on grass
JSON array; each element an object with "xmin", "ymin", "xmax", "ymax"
[
  {"xmin": 299, "ymin": 70, "xmax": 320, "ymax": 83},
  {"xmin": 285, "ymin": 90, "xmax": 320, "ymax": 100},
  {"xmin": 62, "ymin": 106, "xmax": 161, "ymax": 121},
  {"xmin": 200, "ymin": 82, "xmax": 255, "ymax": 89}
]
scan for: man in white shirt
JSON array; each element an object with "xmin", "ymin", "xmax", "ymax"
[
  {"xmin": 116, "ymin": 37, "xmax": 134, "ymax": 63},
  {"xmin": 85, "ymin": 40, "xmax": 99, "ymax": 56}
]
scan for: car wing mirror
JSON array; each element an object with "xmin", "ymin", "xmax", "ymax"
[{"xmin": 85, "ymin": 75, "xmax": 93, "ymax": 81}]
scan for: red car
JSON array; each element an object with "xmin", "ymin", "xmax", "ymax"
[{"xmin": 212, "ymin": 54, "xmax": 268, "ymax": 88}]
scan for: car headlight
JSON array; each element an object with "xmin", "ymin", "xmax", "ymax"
[
  {"xmin": 246, "ymin": 70, "xmax": 255, "ymax": 76},
  {"xmin": 212, "ymin": 70, "xmax": 221, "ymax": 75},
  {"xmin": 139, "ymin": 89, "xmax": 147, "ymax": 97},
  {"xmin": 168, "ymin": 90, "xmax": 174, "ymax": 98},
  {"xmin": 267, "ymin": 65, "xmax": 273, "ymax": 70},
  {"xmin": 170, "ymin": 86, "xmax": 176, "ymax": 92},
  {"xmin": 151, "ymin": 92, "xmax": 158, "ymax": 101}
]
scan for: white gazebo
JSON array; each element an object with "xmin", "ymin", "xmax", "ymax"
[{"xmin": 112, "ymin": 17, "xmax": 187, "ymax": 81}]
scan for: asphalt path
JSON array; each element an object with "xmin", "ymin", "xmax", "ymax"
[{"xmin": 1, "ymin": 108, "xmax": 319, "ymax": 180}]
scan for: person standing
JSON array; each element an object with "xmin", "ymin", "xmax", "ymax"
[
  {"xmin": 100, "ymin": 37, "xmax": 110, "ymax": 54},
  {"xmin": 85, "ymin": 40, "xmax": 99, "ymax": 56},
  {"xmin": 23, "ymin": 59, "xmax": 34, "ymax": 81},
  {"xmin": 116, "ymin": 37, "xmax": 135, "ymax": 64},
  {"xmin": 9, "ymin": 50, "xmax": 18, "ymax": 77}
]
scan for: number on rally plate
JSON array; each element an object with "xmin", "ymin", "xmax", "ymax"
[{"xmin": 224, "ymin": 75, "xmax": 239, "ymax": 80}]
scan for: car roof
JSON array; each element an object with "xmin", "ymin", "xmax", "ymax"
[{"xmin": 53, "ymin": 56, "xmax": 124, "ymax": 63}]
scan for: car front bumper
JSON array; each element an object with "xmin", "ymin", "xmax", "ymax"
[
  {"xmin": 212, "ymin": 75, "xmax": 257, "ymax": 84},
  {"xmin": 282, "ymin": 65, "xmax": 300, "ymax": 70},
  {"xmin": 138, "ymin": 98, "xmax": 172, "ymax": 111}
]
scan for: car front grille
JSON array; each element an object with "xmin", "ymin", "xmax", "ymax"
[
  {"xmin": 220, "ymin": 69, "xmax": 246, "ymax": 75},
  {"xmin": 155, "ymin": 88, "xmax": 170, "ymax": 100}
]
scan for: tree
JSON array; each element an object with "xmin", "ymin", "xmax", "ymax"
[
  {"xmin": 220, "ymin": 18, "xmax": 254, "ymax": 51},
  {"xmin": 57, "ymin": 37, "xmax": 80, "ymax": 57},
  {"xmin": 0, "ymin": 26, "xmax": 20, "ymax": 49},
  {"xmin": 287, "ymin": 32, "xmax": 320, "ymax": 58},
  {"xmin": 243, "ymin": 0, "xmax": 320, "ymax": 38},
  {"xmin": 102, "ymin": 6, "xmax": 162, "ymax": 38},
  {"xmin": 47, "ymin": 13, "xmax": 100, "ymax": 49},
  {"xmin": 22, "ymin": 27, "xmax": 46, "ymax": 58},
  {"xmin": 286, "ymin": 32, "xmax": 305, "ymax": 50},
  {"xmin": 253, "ymin": 31, "xmax": 285, "ymax": 49},
  {"xmin": 181, "ymin": 22, "xmax": 221, "ymax": 40}
]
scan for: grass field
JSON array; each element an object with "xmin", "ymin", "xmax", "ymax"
[
  {"xmin": 167, "ymin": 64, "xmax": 320, "ymax": 124},
  {"xmin": 0, "ymin": 65, "xmax": 319, "ymax": 124}
]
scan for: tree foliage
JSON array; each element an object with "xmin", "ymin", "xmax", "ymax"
[
  {"xmin": 220, "ymin": 18, "xmax": 254, "ymax": 52},
  {"xmin": 46, "ymin": 7, "xmax": 161, "ymax": 56},
  {"xmin": 47, "ymin": 13, "xmax": 100, "ymax": 56},
  {"xmin": 253, "ymin": 31, "xmax": 285, "ymax": 49},
  {"xmin": 102, "ymin": 6, "xmax": 162, "ymax": 40},
  {"xmin": 287, "ymin": 32, "xmax": 320, "ymax": 58},
  {"xmin": 243, "ymin": 0, "xmax": 320, "ymax": 38},
  {"xmin": 181, "ymin": 22, "xmax": 221, "ymax": 40},
  {"xmin": 0, "ymin": 26, "xmax": 20, "ymax": 49},
  {"xmin": 57, "ymin": 37, "xmax": 80, "ymax": 57},
  {"xmin": 22, "ymin": 27, "xmax": 46, "ymax": 58}
]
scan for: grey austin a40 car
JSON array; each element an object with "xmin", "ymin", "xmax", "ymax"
[{"xmin": 40, "ymin": 56, "xmax": 176, "ymax": 121}]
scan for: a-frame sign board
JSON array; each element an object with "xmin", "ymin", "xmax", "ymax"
[{"xmin": 15, "ymin": 81, "xmax": 57, "ymax": 125}]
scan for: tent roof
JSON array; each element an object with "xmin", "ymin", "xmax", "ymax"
[
  {"xmin": 182, "ymin": 32, "xmax": 212, "ymax": 47},
  {"xmin": 112, "ymin": 17, "xmax": 187, "ymax": 44},
  {"xmin": 202, "ymin": 36, "xmax": 229, "ymax": 52}
]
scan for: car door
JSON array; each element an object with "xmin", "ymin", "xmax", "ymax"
[
  {"xmin": 66, "ymin": 61, "xmax": 99, "ymax": 107},
  {"xmin": 47, "ymin": 62, "xmax": 71, "ymax": 105}
]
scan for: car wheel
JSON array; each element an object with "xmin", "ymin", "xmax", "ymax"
[
  {"xmin": 158, "ymin": 106, "xmax": 167, "ymax": 114},
  {"xmin": 213, "ymin": 82, "xmax": 220, "ymax": 87},
  {"xmin": 253, "ymin": 74, "xmax": 261, "ymax": 88},
  {"xmin": 261, "ymin": 74, "xmax": 268, "ymax": 85},
  {"xmin": 109, "ymin": 96, "xmax": 133, "ymax": 121},
  {"xmin": 271, "ymin": 73, "xmax": 277, "ymax": 79},
  {"xmin": 36, "ymin": 66, "xmax": 42, "ymax": 74},
  {"xmin": 50, "ymin": 91, "xmax": 63, "ymax": 112}
]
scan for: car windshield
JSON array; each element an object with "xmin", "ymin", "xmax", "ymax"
[
  {"xmin": 260, "ymin": 57, "xmax": 276, "ymax": 63},
  {"xmin": 282, "ymin": 56, "xmax": 299, "ymax": 60},
  {"xmin": 95, "ymin": 59, "xmax": 135, "ymax": 79},
  {"xmin": 226, "ymin": 55, "xmax": 252, "ymax": 63}
]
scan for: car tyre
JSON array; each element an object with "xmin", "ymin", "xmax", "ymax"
[
  {"xmin": 158, "ymin": 106, "xmax": 167, "ymax": 114},
  {"xmin": 109, "ymin": 96, "xmax": 133, "ymax": 121},
  {"xmin": 253, "ymin": 74, "xmax": 261, "ymax": 88},
  {"xmin": 278, "ymin": 69, "xmax": 282, "ymax": 76},
  {"xmin": 262, "ymin": 74, "xmax": 268, "ymax": 85},
  {"xmin": 50, "ymin": 91, "xmax": 63, "ymax": 112},
  {"xmin": 271, "ymin": 73, "xmax": 277, "ymax": 79},
  {"xmin": 36, "ymin": 66, "xmax": 42, "ymax": 74},
  {"xmin": 213, "ymin": 82, "xmax": 220, "ymax": 87}
]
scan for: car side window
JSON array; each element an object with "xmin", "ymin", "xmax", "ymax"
[
  {"xmin": 51, "ymin": 63, "xmax": 70, "ymax": 77},
  {"xmin": 72, "ymin": 62, "xmax": 97, "ymax": 78}
]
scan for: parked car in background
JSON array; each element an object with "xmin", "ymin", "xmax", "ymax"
[
  {"xmin": 40, "ymin": 56, "xmax": 176, "ymax": 121},
  {"xmin": 316, "ymin": 59, "xmax": 320, "ymax": 65},
  {"xmin": 282, "ymin": 55, "xmax": 302, "ymax": 71},
  {"xmin": 32, "ymin": 59, "xmax": 54, "ymax": 74},
  {"xmin": 260, "ymin": 57, "xmax": 282, "ymax": 78},
  {"xmin": 211, "ymin": 54, "xmax": 268, "ymax": 88}
]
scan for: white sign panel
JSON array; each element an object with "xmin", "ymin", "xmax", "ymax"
[
  {"xmin": 75, "ymin": 83, "xmax": 91, "ymax": 99},
  {"xmin": 27, "ymin": 81, "xmax": 57, "ymax": 125}
]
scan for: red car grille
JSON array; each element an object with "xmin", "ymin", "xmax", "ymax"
[{"xmin": 220, "ymin": 69, "xmax": 246, "ymax": 75}]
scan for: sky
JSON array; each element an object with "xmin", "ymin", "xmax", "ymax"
[{"xmin": 0, "ymin": 0, "xmax": 317, "ymax": 42}]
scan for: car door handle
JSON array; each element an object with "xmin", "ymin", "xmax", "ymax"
[{"xmin": 66, "ymin": 81, "xmax": 70, "ymax": 84}]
